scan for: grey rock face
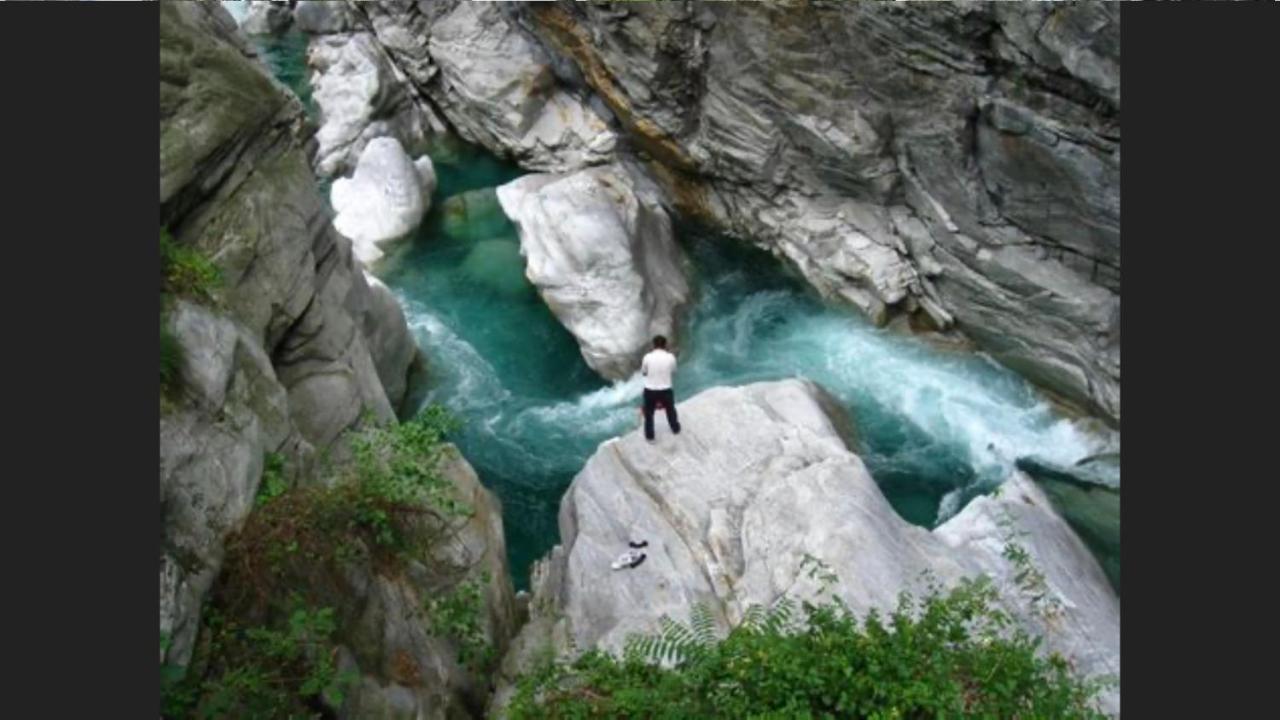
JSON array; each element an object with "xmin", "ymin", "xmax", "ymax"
[
  {"xmin": 240, "ymin": 0, "xmax": 292, "ymax": 36},
  {"xmin": 425, "ymin": 0, "xmax": 617, "ymax": 172},
  {"xmin": 332, "ymin": 1, "xmax": 1120, "ymax": 422},
  {"xmin": 347, "ymin": 0, "xmax": 456, "ymax": 84},
  {"xmin": 489, "ymin": 1, "xmax": 1121, "ymax": 423},
  {"xmin": 496, "ymin": 163, "xmax": 691, "ymax": 380},
  {"xmin": 347, "ymin": 0, "xmax": 616, "ymax": 173},
  {"xmin": 159, "ymin": 300, "xmax": 298, "ymax": 666},
  {"xmin": 500, "ymin": 380, "xmax": 1119, "ymax": 715},
  {"xmin": 331, "ymin": 447, "xmax": 519, "ymax": 719},
  {"xmin": 308, "ymin": 30, "xmax": 445, "ymax": 177},
  {"xmin": 293, "ymin": 0, "xmax": 355, "ymax": 35},
  {"xmin": 160, "ymin": 0, "xmax": 421, "ymax": 671},
  {"xmin": 361, "ymin": 272, "xmax": 423, "ymax": 417}
]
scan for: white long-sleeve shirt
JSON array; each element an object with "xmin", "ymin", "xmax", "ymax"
[{"xmin": 640, "ymin": 349, "xmax": 677, "ymax": 390}]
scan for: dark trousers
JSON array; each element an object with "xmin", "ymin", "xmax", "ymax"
[{"xmin": 643, "ymin": 388, "xmax": 680, "ymax": 440}]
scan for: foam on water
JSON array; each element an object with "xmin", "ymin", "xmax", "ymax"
[
  {"xmin": 219, "ymin": 0, "xmax": 249, "ymax": 23},
  {"xmin": 243, "ymin": 35, "xmax": 1117, "ymax": 592},
  {"xmin": 385, "ymin": 216, "xmax": 1112, "ymax": 587}
]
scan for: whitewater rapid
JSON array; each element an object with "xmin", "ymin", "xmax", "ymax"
[
  {"xmin": 230, "ymin": 12, "xmax": 1116, "ymax": 591},
  {"xmin": 389, "ymin": 228, "xmax": 1113, "ymax": 586}
]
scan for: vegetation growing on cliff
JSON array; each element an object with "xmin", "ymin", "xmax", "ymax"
[
  {"xmin": 427, "ymin": 573, "xmax": 496, "ymax": 672},
  {"xmin": 161, "ymin": 227, "xmax": 222, "ymax": 303},
  {"xmin": 162, "ymin": 407, "xmax": 494, "ymax": 718},
  {"xmin": 160, "ymin": 227, "xmax": 222, "ymax": 394},
  {"xmin": 508, "ymin": 575, "xmax": 1109, "ymax": 719}
]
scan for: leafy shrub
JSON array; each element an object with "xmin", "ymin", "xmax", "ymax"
[
  {"xmin": 159, "ymin": 226, "xmax": 222, "ymax": 397},
  {"xmin": 427, "ymin": 573, "xmax": 494, "ymax": 672},
  {"xmin": 161, "ymin": 227, "xmax": 222, "ymax": 302},
  {"xmin": 221, "ymin": 408, "xmax": 467, "ymax": 612},
  {"xmin": 254, "ymin": 453, "xmax": 289, "ymax": 508},
  {"xmin": 996, "ymin": 509, "xmax": 1066, "ymax": 620},
  {"xmin": 507, "ymin": 577, "xmax": 1110, "ymax": 719},
  {"xmin": 344, "ymin": 405, "xmax": 470, "ymax": 550},
  {"xmin": 162, "ymin": 600, "xmax": 355, "ymax": 719},
  {"xmin": 163, "ymin": 408, "xmax": 488, "ymax": 718}
]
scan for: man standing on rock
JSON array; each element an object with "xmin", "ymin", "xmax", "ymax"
[{"xmin": 640, "ymin": 335, "xmax": 681, "ymax": 443}]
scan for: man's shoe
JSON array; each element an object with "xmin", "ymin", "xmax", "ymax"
[{"xmin": 611, "ymin": 550, "xmax": 647, "ymax": 570}]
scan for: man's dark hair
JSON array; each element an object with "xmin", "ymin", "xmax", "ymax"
[{"xmin": 653, "ymin": 335, "xmax": 667, "ymax": 349}]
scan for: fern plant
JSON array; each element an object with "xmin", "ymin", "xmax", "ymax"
[
  {"xmin": 624, "ymin": 602, "xmax": 722, "ymax": 667},
  {"xmin": 740, "ymin": 596, "xmax": 797, "ymax": 638},
  {"xmin": 508, "ymin": 567, "xmax": 1110, "ymax": 719}
]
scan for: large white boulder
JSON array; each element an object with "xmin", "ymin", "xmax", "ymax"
[
  {"xmin": 496, "ymin": 164, "xmax": 690, "ymax": 380},
  {"xmin": 308, "ymin": 32, "xmax": 440, "ymax": 178},
  {"xmin": 427, "ymin": 0, "xmax": 616, "ymax": 172},
  {"xmin": 331, "ymin": 137, "xmax": 435, "ymax": 267},
  {"xmin": 504, "ymin": 379, "xmax": 1120, "ymax": 714}
]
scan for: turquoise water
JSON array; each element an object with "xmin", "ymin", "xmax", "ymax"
[
  {"xmin": 243, "ymin": 32, "xmax": 1116, "ymax": 592},
  {"xmin": 379, "ymin": 149, "xmax": 1108, "ymax": 589},
  {"xmin": 379, "ymin": 148, "xmax": 603, "ymax": 589},
  {"xmin": 246, "ymin": 29, "xmax": 317, "ymax": 118}
]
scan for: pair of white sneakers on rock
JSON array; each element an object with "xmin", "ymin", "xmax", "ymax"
[{"xmin": 611, "ymin": 540, "xmax": 648, "ymax": 570}]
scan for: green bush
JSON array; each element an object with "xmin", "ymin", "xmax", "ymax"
[
  {"xmin": 159, "ymin": 226, "xmax": 222, "ymax": 397},
  {"xmin": 224, "ymin": 407, "xmax": 467, "ymax": 601},
  {"xmin": 161, "ymin": 227, "xmax": 222, "ymax": 302},
  {"xmin": 163, "ymin": 409, "xmax": 485, "ymax": 718},
  {"xmin": 254, "ymin": 453, "xmax": 288, "ymax": 508},
  {"xmin": 344, "ymin": 405, "xmax": 470, "ymax": 550},
  {"xmin": 507, "ymin": 577, "xmax": 1109, "ymax": 719},
  {"xmin": 161, "ymin": 601, "xmax": 355, "ymax": 719},
  {"xmin": 427, "ymin": 573, "xmax": 494, "ymax": 672}
]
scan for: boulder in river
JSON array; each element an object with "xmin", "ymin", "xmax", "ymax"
[
  {"xmin": 494, "ymin": 379, "xmax": 1120, "ymax": 715},
  {"xmin": 496, "ymin": 164, "xmax": 691, "ymax": 381},
  {"xmin": 331, "ymin": 137, "xmax": 435, "ymax": 267},
  {"xmin": 240, "ymin": 0, "xmax": 292, "ymax": 36}
]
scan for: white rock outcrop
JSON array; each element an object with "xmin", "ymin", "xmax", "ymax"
[
  {"xmin": 308, "ymin": 32, "xmax": 442, "ymax": 177},
  {"xmin": 331, "ymin": 137, "xmax": 435, "ymax": 266},
  {"xmin": 425, "ymin": 0, "xmax": 617, "ymax": 172},
  {"xmin": 500, "ymin": 379, "xmax": 1120, "ymax": 715},
  {"xmin": 496, "ymin": 164, "xmax": 690, "ymax": 380}
]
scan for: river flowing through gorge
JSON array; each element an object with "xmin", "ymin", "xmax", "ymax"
[{"xmin": 249, "ymin": 26, "xmax": 1119, "ymax": 593}]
